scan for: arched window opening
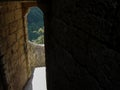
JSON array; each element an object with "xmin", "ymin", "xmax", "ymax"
[
  {"xmin": 24, "ymin": 6, "xmax": 47, "ymax": 90},
  {"xmin": 27, "ymin": 7, "xmax": 44, "ymax": 44}
]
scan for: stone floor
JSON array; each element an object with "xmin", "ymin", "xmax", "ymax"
[{"xmin": 24, "ymin": 67, "xmax": 47, "ymax": 90}]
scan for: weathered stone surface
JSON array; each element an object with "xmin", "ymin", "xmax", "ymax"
[
  {"xmin": 28, "ymin": 41, "xmax": 45, "ymax": 70},
  {"xmin": 0, "ymin": 2, "xmax": 29, "ymax": 90}
]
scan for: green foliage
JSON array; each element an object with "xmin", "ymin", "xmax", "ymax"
[
  {"xmin": 32, "ymin": 27, "xmax": 44, "ymax": 44},
  {"xmin": 27, "ymin": 7, "xmax": 44, "ymax": 44},
  {"xmin": 28, "ymin": 23, "xmax": 40, "ymax": 41}
]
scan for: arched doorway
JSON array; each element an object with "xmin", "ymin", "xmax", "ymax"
[{"xmin": 23, "ymin": 3, "xmax": 47, "ymax": 90}]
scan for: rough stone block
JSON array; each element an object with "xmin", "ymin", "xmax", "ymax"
[
  {"xmin": 5, "ymin": 11, "xmax": 14, "ymax": 24},
  {"xmin": 14, "ymin": 9, "xmax": 22, "ymax": 20},
  {"xmin": 17, "ymin": 29, "xmax": 24, "ymax": 40},
  {"xmin": 17, "ymin": 19, "xmax": 23, "ymax": 29},
  {"xmin": 12, "ymin": 42, "xmax": 18, "ymax": 53},
  {"xmin": 0, "ymin": 13, "xmax": 5, "ymax": 26},
  {"xmin": 7, "ymin": 2, "xmax": 16, "ymax": 12},
  {"xmin": 3, "ymin": 48, "xmax": 11, "ymax": 64},
  {"xmin": 0, "ymin": 28, "xmax": 6, "ymax": 39},
  {"xmin": 9, "ymin": 21, "xmax": 17, "ymax": 34},
  {"xmin": 0, "ymin": 42, "xmax": 7, "ymax": 55},
  {"xmin": 18, "ymin": 45, "xmax": 24, "ymax": 58},
  {"xmin": 0, "ymin": 5, "xmax": 7, "ymax": 14},
  {"xmin": 15, "ymin": 2, "xmax": 21, "ymax": 9},
  {"xmin": 7, "ymin": 33, "xmax": 17, "ymax": 48},
  {"xmin": 0, "ymin": 1, "xmax": 30, "ymax": 90},
  {"xmin": 21, "ymin": 54, "xmax": 26, "ymax": 63}
]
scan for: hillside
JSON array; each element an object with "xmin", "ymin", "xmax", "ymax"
[{"xmin": 27, "ymin": 7, "xmax": 44, "ymax": 42}]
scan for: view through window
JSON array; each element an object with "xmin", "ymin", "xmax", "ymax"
[
  {"xmin": 24, "ymin": 6, "xmax": 47, "ymax": 90},
  {"xmin": 27, "ymin": 7, "xmax": 44, "ymax": 44}
]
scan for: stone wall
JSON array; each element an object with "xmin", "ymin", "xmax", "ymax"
[
  {"xmin": 0, "ymin": 1, "xmax": 46, "ymax": 90},
  {"xmin": 28, "ymin": 41, "xmax": 45, "ymax": 70},
  {"xmin": 41, "ymin": 0, "xmax": 120, "ymax": 90},
  {"xmin": 0, "ymin": 2, "xmax": 30, "ymax": 90}
]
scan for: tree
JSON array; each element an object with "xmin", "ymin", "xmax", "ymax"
[{"xmin": 33, "ymin": 27, "xmax": 44, "ymax": 44}]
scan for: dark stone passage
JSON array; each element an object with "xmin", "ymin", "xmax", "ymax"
[
  {"xmin": 1, "ymin": 0, "xmax": 120, "ymax": 90},
  {"xmin": 0, "ymin": 54, "xmax": 8, "ymax": 90},
  {"xmin": 37, "ymin": 0, "xmax": 120, "ymax": 90}
]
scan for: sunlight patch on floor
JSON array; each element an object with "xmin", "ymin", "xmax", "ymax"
[
  {"xmin": 24, "ymin": 67, "xmax": 47, "ymax": 90},
  {"xmin": 32, "ymin": 67, "xmax": 47, "ymax": 90}
]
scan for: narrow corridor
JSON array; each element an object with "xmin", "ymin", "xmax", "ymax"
[{"xmin": 24, "ymin": 67, "xmax": 47, "ymax": 90}]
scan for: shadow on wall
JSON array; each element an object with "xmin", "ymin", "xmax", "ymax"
[
  {"xmin": 0, "ymin": 53, "xmax": 8, "ymax": 90},
  {"xmin": 24, "ymin": 69, "xmax": 34, "ymax": 90}
]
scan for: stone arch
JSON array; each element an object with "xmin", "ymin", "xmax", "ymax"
[{"xmin": 22, "ymin": 1, "xmax": 46, "ymax": 68}]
